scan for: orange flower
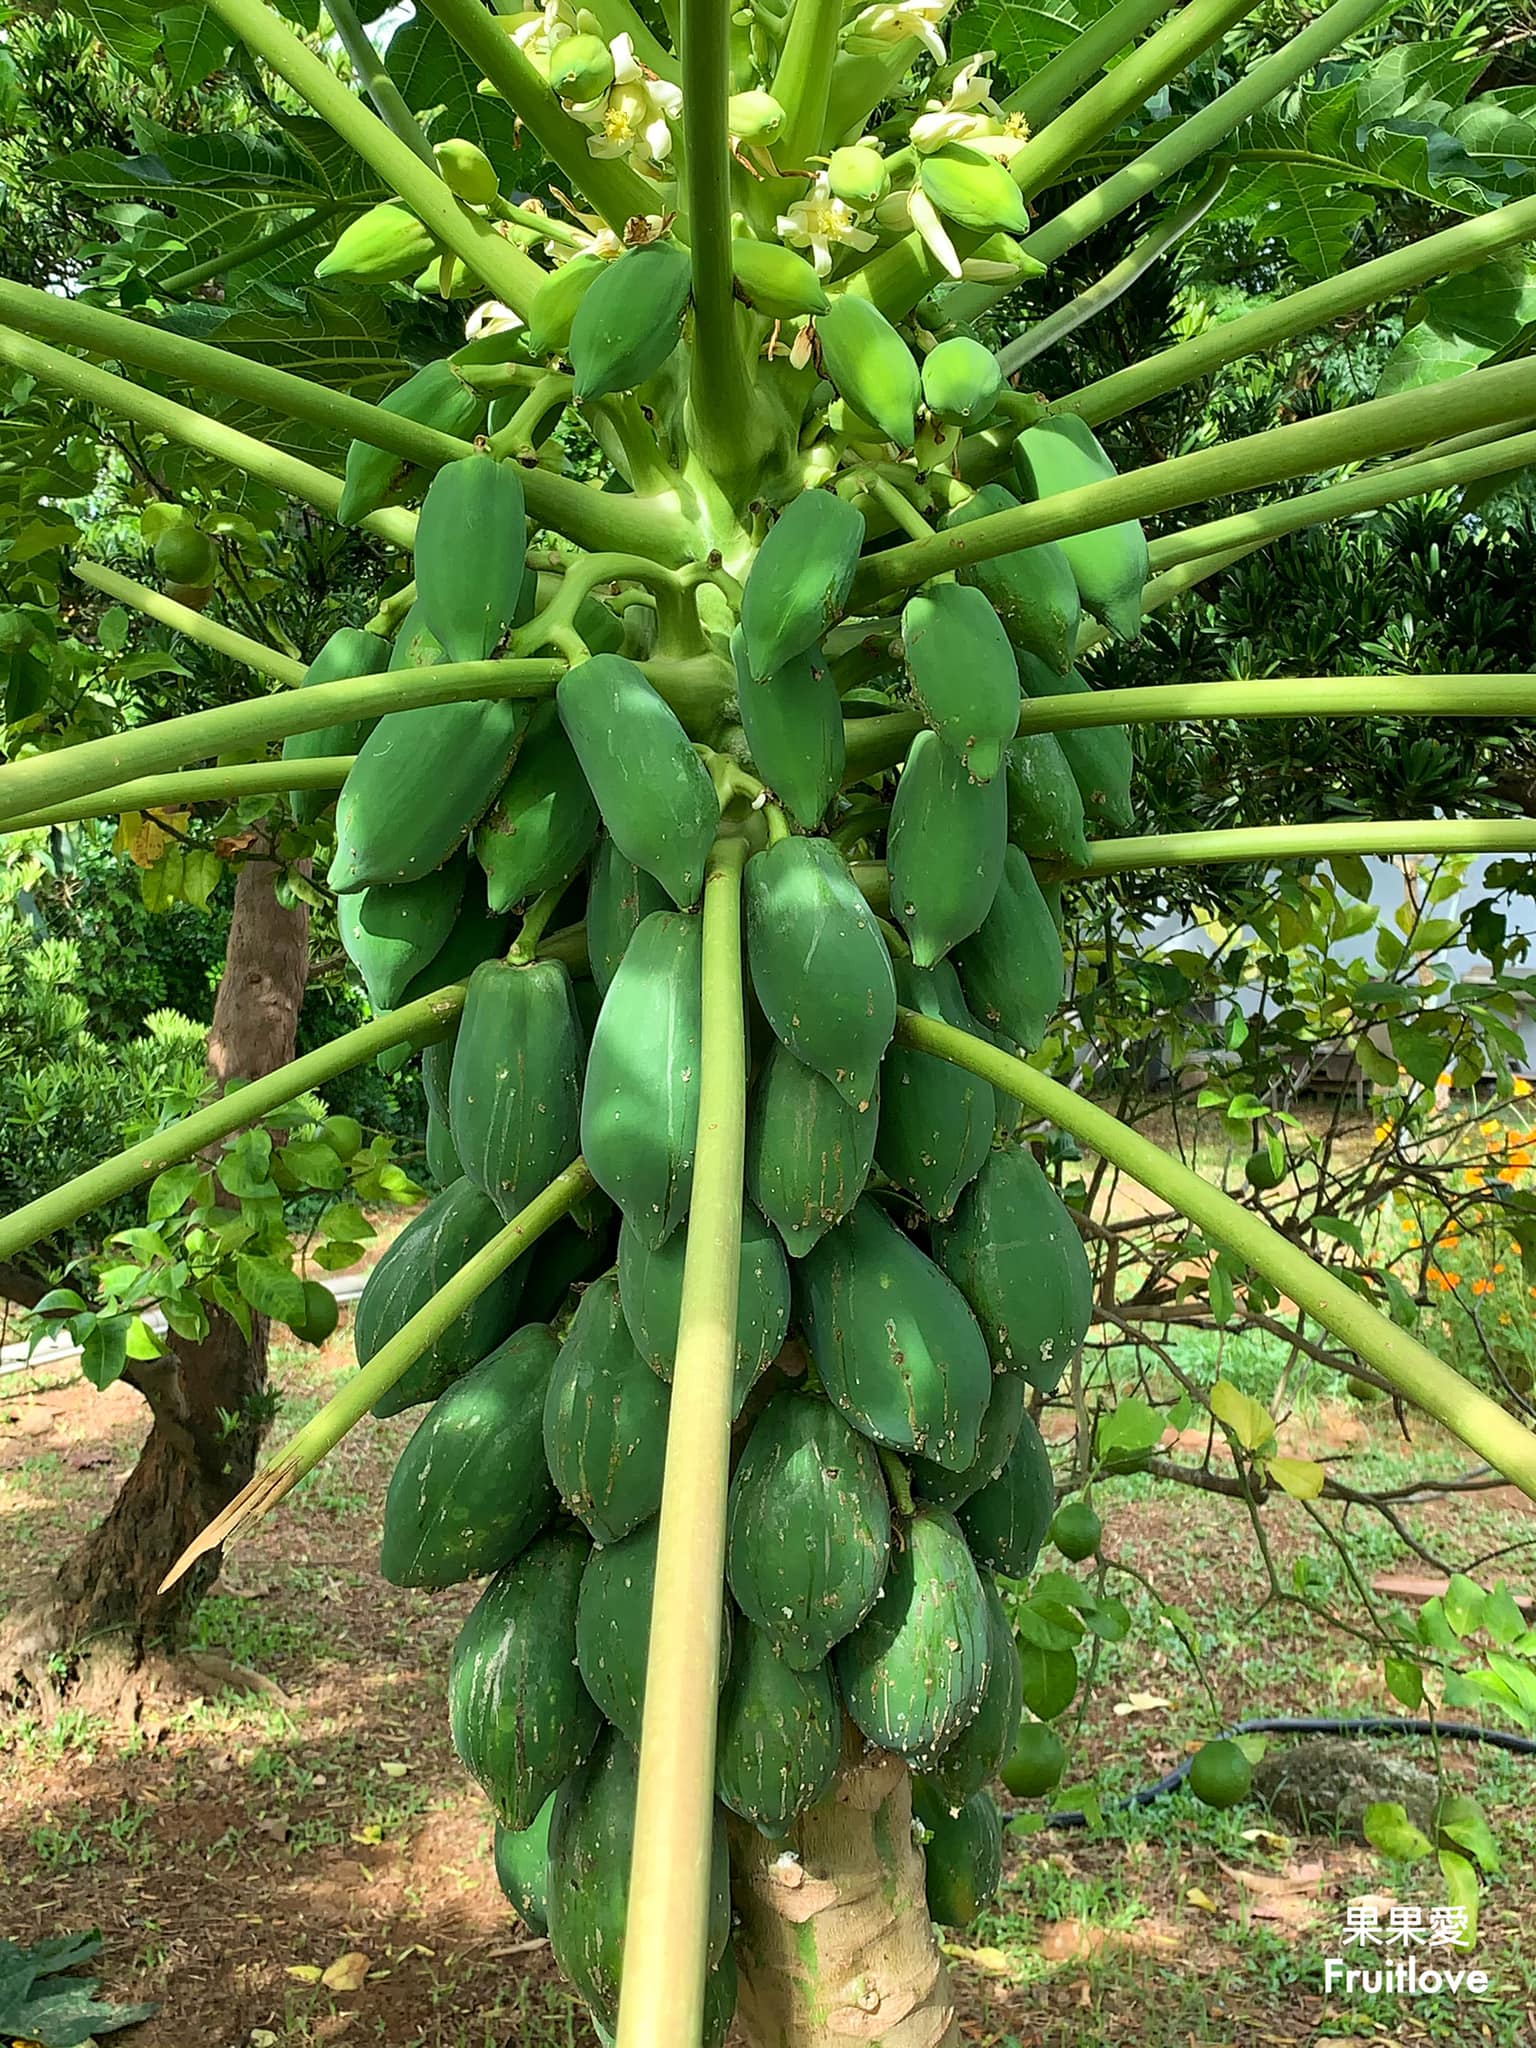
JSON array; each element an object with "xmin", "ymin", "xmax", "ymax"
[
  {"xmin": 1465, "ymin": 1168, "xmax": 1487, "ymax": 1189},
  {"xmin": 1514, "ymin": 1077, "xmax": 1533, "ymax": 1099},
  {"xmin": 1429, "ymin": 1267, "xmax": 1462, "ymax": 1291},
  {"xmin": 1472, "ymin": 1277, "xmax": 1496, "ymax": 1297}
]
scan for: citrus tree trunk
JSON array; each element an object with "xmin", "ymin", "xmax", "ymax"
[
  {"xmin": 2, "ymin": 856, "xmax": 310, "ymax": 1710},
  {"xmin": 730, "ymin": 1729, "xmax": 959, "ymax": 2048}
]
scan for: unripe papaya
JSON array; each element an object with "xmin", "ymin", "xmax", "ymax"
[
  {"xmin": 921, "ymin": 334, "xmax": 1002, "ymax": 426},
  {"xmin": 542, "ymin": 1274, "xmax": 670, "ymax": 1544},
  {"xmin": 726, "ymin": 1389, "xmax": 891, "ymax": 1668},
  {"xmin": 827, "ymin": 142, "xmax": 889, "ymax": 209},
  {"xmin": 336, "ymin": 358, "xmax": 485, "ymax": 527},
  {"xmin": 575, "ymin": 1519, "xmax": 732, "ymax": 1746},
  {"xmin": 874, "ymin": 959, "xmax": 993, "ymax": 1220},
  {"xmin": 1011, "ymin": 416, "xmax": 1149, "ymax": 642},
  {"xmin": 380, "ymin": 1322, "xmax": 560, "ymax": 1587},
  {"xmin": 729, "ymin": 624, "xmax": 843, "ymax": 830},
  {"xmin": 528, "ymin": 253, "xmax": 606, "ymax": 356},
  {"xmin": 728, "ymin": 88, "xmax": 785, "ymax": 142},
  {"xmin": 815, "ymin": 294, "xmax": 920, "ymax": 449},
  {"xmin": 745, "ymin": 836, "xmax": 895, "ymax": 1113},
  {"xmin": 426, "ymin": 1105, "xmax": 463, "ymax": 1187},
  {"xmin": 920, "ymin": 145, "xmax": 1030, "ymax": 234},
  {"xmin": 1018, "ymin": 655, "xmax": 1135, "ymax": 834},
  {"xmin": 715, "ymin": 1621, "xmax": 841, "ymax": 1836},
  {"xmin": 474, "ymin": 699, "xmax": 599, "ymax": 912},
  {"xmin": 282, "ymin": 627, "xmax": 390, "ymax": 826},
  {"xmin": 745, "ymin": 1038, "xmax": 877, "ymax": 1257},
  {"xmin": 422, "ymin": 1034, "xmax": 455, "ymax": 1126},
  {"xmin": 798, "ymin": 1198, "xmax": 992, "ymax": 1471},
  {"xmin": 494, "ymin": 1798, "xmax": 554, "ymax": 1935},
  {"xmin": 1004, "ymin": 731, "xmax": 1091, "ymax": 868},
  {"xmin": 338, "ymin": 858, "xmax": 467, "ymax": 1011},
  {"xmin": 920, "ymin": 1571, "xmax": 1023, "ymax": 1807},
  {"xmin": 434, "ymin": 136, "xmax": 499, "ymax": 204},
  {"xmin": 557, "ymin": 654, "xmax": 718, "ymax": 909},
  {"xmin": 836, "ymin": 1507, "xmax": 990, "ymax": 1759},
  {"xmin": 585, "ymin": 836, "xmax": 671, "ymax": 995},
  {"xmin": 957, "ymin": 1406, "xmax": 1055, "ymax": 1577},
  {"xmin": 901, "ymin": 581, "xmax": 1019, "ymax": 785},
  {"xmin": 415, "ymin": 453, "xmax": 528, "ymax": 664},
  {"xmin": 316, "ymin": 202, "xmax": 435, "ymax": 283},
  {"xmin": 547, "ymin": 31, "xmax": 615, "ymax": 101},
  {"xmin": 569, "ymin": 240, "xmax": 692, "ymax": 401},
  {"xmin": 739, "ymin": 489, "xmax": 865, "ymax": 684},
  {"xmin": 153, "ymin": 522, "xmax": 215, "ymax": 586},
  {"xmin": 449, "ymin": 956, "xmax": 584, "ymax": 1219},
  {"xmin": 388, "ymin": 596, "xmax": 446, "ymax": 671},
  {"xmin": 909, "ymin": 1369, "xmax": 1025, "ymax": 1511},
  {"xmin": 731, "ymin": 238, "xmax": 829, "ymax": 319},
  {"xmin": 954, "ymin": 843, "xmax": 1063, "ymax": 1052},
  {"xmin": 617, "ymin": 1204, "xmax": 790, "ymax": 1415},
  {"xmin": 942, "ymin": 483, "xmax": 1081, "ymax": 676},
  {"xmin": 395, "ymin": 863, "xmax": 516, "ymax": 1007},
  {"xmin": 516, "ymin": 1212, "xmax": 617, "ymax": 1326},
  {"xmin": 580, "ymin": 909, "xmax": 702, "ymax": 1247},
  {"xmin": 888, "ymin": 726, "xmax": 1007, "ymax": 965},
  {"xmin": 932, "ymin": 1142, "xmax": 1093, "ymax": 1393},
  {"xmin": 449, "ymin": 1525, "xmax": 600, "ymax": 1829},
  {"xmin": 912, "ymin": 1782, "xmax": 1003, "ymax": 1926}
]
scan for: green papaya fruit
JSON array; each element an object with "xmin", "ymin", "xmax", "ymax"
[
  {"xmin": 542, "ymin": 1274, "xmax": 670, "ymax": 1544},
  {"xmin": 874, "ymin": 959, "xmax": 993, "ymax": 1221},
  {"xmin": 901, "ymin": 581, "xmax": 1019, "ymax": 785},
  {"xmin": 745, "ymin": 836, "xmax": 895, "ymax": 1113},
  {"xmin": 425, "ymin": 1104, "xmax": 463, "ymax": 1187},
  {"xmin": 548, "ymin": 30, "xmax": 615, "ymax": 99},
  {"xmin": 739, "ymin": 489, "xmax": 866, "ymax": 685},
  {"xmin": 932, "ymin": 1143, "xmax": 1092, "ymax": 1394},
  {"xmin": 745, "ymin": 1038, "xmax": 877, "ymax": 1257},
  {"xmin": 921, "ymin": 334, "xmax": 1002, "ymax": 426},
  {"xmin": 942, "ymin": 484, "xmax": 1081, "ymax": 676},
  {"xmin": 912, "ymin": 1782, "xmax": 1003, "ymax": 1925},
  {"xmin": 909, "ymin": 1369, "xmax": 1024, "ymax": 1511},
  {"xmin": 474, "ymin": 699, "xmax": 600, "ymax": 912},
  {"xmin": 1004, "ymin": 731, "xmax": 1091, "ymax": 868},
  {"xmin": 797, "ymin": 1198, "xmax": 992, "ymax": 1471},
  {"xmin": 354, "ymin": 1178, "xmax": 526, "ymax": 1416},
  {"xmin": 814, "ymin": 295, "xmax": 920, "ymax": 449},
  {"xmin": 1011, "ymin": 416, "xmax": 1149, "ymax": 642},
  {"xmin": 729, "ymin": 625, "xmax": 844, "ymax": 831},
  {"xmin": 715, "ymin": 1621, "xmax": 841, "ymax": 1836},
  {"xmin": 954, "ymin": 844, "xmax": 1063, "ymax": 1052},
  {"xmin": 315, "ymin": 202, "xmax": 435, "ymax": 283},
  {"xmin": 494, "ymin": 1796, "xmax": 554, "ymax": 1934},
  {"xmin": 434, "ymin": 135, "xmax": 498, "ymax": 203},
  {"xmin": 337, "ymin": 857, "xmax": 467, "ymax": 1012},
  {"xmin": 888, "ymin": 726, "xmax": 1007, "ymax": 965},
  {"xmin": 575, "ymin": 1518, "xmax": 732, "ymax": 1746},
  {"xmin": 380, "ymin": 1322, "xmax": 560, "ymax": 1588},
  {"xmin": 585, "ymin": 836, "xmax": 673, "ymax": 996},
  {"xmin": 919, "ymin": 146, "xmax": 1030, "ymax": 235},
  {"xmin": 422, "ymin": 1033, "xmax": 455, "ymax": 1125},
  {"xmin": 336, "ymin": 359, "xmax": 485, "ymax": 527},
  {"xmin": 557, "ymin": 654, "xmax": 718, "ymax": 909},
  {"xmin": 450, "ymin": 1526, "xmax": 600, "ymax": 1829},
  {"xmin": 958, "ymin": 1406, "xmax": 1055, "ymax": 1578},
  {"xmin": 726, "ymin": 1389, "xmax": 891, "ymax": 1669},
  {"xmin": 617, "ymin": 1203, "xmax": 790, "ymax": 1414},
  {"xmin": 329, "ymin": 696, "xmax": 533, "ymax": 892},
  {"xmin": 580, "ymin": 910, "xmax": 702, "ymax": 1247},
  {"xmin": 395, "ymin": 862, "xmax": 516, "ymax": 1006},
  {"xmin": 731, "ymin": 237, "xmax": 830, "ymax": 319},
  {"xmin": 547, "ymin": 1726, "xmax": 733, "ymax": 2038},
  {"xmin": 1017, "ymin": 655, "xmax": 1135, "ymax": 834},
  {"xmin": 529, "ymin": 252, "xmax": 607, "ymax": 356},
  {"xmin": 282, "ymin": 627, "xmax": 391, "ymax": 827},
  {"xmin": 448, "ymin": 956, "xmax": 584, "ymax": 1218},
  {"xmin": 835, "ymin": 1507, "xmax": 989, "ymax": 1758},
  {"xmin": 415, "ymin": 453, "xmax": 527, "ymax": 664},
  {"xmin": 574, "ymin": 591, "xmax": 625, "ymax": 654},
  {"xmin": 388, "ymin": 596, "xmax": 446, "ymax": 671},
  {"xmin": 516, "ymin": 1211, "xmax": 618, "ymax": 1325},
  {"xmin": 569, "ymin": 240, "xmax": 693, "ymax": 402},
  {"xmin": 826, "ymin": 142, "xmax": 889, "ymax": 208},
  {"xmin": 920, "ymin": 1571, "xmax": 1023, "ymax": 1806}
]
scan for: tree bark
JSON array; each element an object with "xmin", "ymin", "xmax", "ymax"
[
  {"xmin": 730, "ymin": 1726, "xmax": 960, "ymax": 2048},
  {"xmin": 3, "ymin": 857, "xmax": 310, "ymax": 1710}
]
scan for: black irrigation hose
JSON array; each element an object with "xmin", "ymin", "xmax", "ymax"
[{"xmin": 1041, "ymin": 1714, "xmax": 1536, "ymax": 1830}]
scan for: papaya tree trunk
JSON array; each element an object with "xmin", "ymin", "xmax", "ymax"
[
  {"xmin": 1, "ymin": 856, "xmax": 310, "ymax": 1709},
  {"xmin": 730, "ymin": 1728, "xmax": 959, "ymax": 2048}
]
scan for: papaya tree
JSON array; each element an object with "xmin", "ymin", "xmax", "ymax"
[{"xmin": 9, "ymin": 0, "xmax": 1536, "ymax": 2041}]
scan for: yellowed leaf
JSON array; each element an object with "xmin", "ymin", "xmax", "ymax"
[
  {"xmin": 1112, "ymin": 1691, "xmax": 1172, "ymax": 1717},
  {"xmin": 113, "ymin": 810, "xmax": 141, "ymax": 855},
  {"xmin": 321, "ymin": 1951, "xmax": 371, "ymax": 1992},
  {"xmin": 1209, "ymin": 1379, "xmax": 1275, "ymax": 1452},
  {"xmin": 1185, "ymin": 1886, "xmax": 1220, "ymax": 1912},
  {"xmin": 940, "ymin": 1942, "xmax": 1015, "ymax": 1978},
  {"xmin": 128, "ymin": 814, "xmax": 172, "ymax": 868},
  {"xmin": 379, "ymin": 1759, "xmax": 409, "ymax": 1778},
  {"xmin": 1266, "ymin": 1455, "xmax": 1326, "ymax": 1500},
  {"xmin": 285, "ymin": 1964, "xmax": 322, "ymax": 1984}
]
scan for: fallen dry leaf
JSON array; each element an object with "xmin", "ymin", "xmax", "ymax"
[
  {"xmin": 1112, "ymin": 1691, "xmax": 1173, "ymax": 1716},
  {"xmin": 1037, "ymin": 1918, "xmax": 1109, "ymax": 1962},
  {"xmin": 941, "ymin": 1942, "xmax": 1015, "ymax": 1978},
  {"xmin": 1218, "ymin": 1860, "xmax": 1325, "ymax": 1897},
  {"xmin": 1186, "ymin": 1886, "xmax": 1220, "ymax": 1913},
  {"xmin": 286, "ymin": 1964, "xmax": 322, "ymax": 1984},
  {"xmin": 321, "ymin": 1951, "xmax": 370, "ymax": 1993}
]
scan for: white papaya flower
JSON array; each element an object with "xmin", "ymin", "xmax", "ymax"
[
  {"xmin": 466, "ymin": 299, "xmax": 525, "ymax": 339},
  {"xmin": 843, "ymin": 0, "xmax": 953, "ymax": 65},
  {"xmin": 506, "ymin": 0, "xmax": 580, "ymax": 61},
  {"xmin": 574, "ymin": 34, "xmax": 684, "ymax": 172},
  {"xmin": 776, "ymin": 174, "xmax": 878, "ymax": 276}
]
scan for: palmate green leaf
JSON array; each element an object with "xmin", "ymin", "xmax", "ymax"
[
  {"xmin": 161, "ymin": 4, "xmax": 235, "ymax": 93},
  {"xmin": 0, "ymin": 1931, "xmax": 157, "ymax": 2046},
  {"xmin": 950, "ymin": 0, "xmax": 1121, "ymax": 89},
  {"xmin": 54, "ymin": 0, "xmax": 162, "ymax": 74},
  {"xmin": 1377, "ymin": 254, "xmax": 1536, "ymax": 396}
]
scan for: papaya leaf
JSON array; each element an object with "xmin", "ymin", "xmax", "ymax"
[
  {"xmin": 0, "ymin": 1931, "xmax": 157, "ymax": 2047},
  {"xmin": 1364, "ymin": 1799, "xmax": 1434, "ymax": 1862}
]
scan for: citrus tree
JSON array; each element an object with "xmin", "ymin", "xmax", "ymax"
[{"xmin": 8, "ymin": 0, "xmax": 1536, "ymax": 2041}]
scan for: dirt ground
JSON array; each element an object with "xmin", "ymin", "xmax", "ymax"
[{"xmin": 3, "ymin": 1319, "xmax": 1535, "ymax": 2048}]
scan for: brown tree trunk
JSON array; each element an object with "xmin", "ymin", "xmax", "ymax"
[
  {"xmin": 730, "ymin": 1727, "xmax": 960, "ymax": 2048},
  {"xmin": 3, "ymin": 857, "xmax": 310, "ymax": 1712}
]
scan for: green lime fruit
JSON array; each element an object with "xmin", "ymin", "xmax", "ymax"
[
  {"xmin": 1000, "ymin": 1720, "xmax": 1066, "ymax": 1799},
  {"xmin": 1050, "ymin": 1500, "xmax": 1102, "ymax": 1562},
  {"xmin": 1187, "ymin": 1738, "xmax": 1252, "ymax": 1810}
]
